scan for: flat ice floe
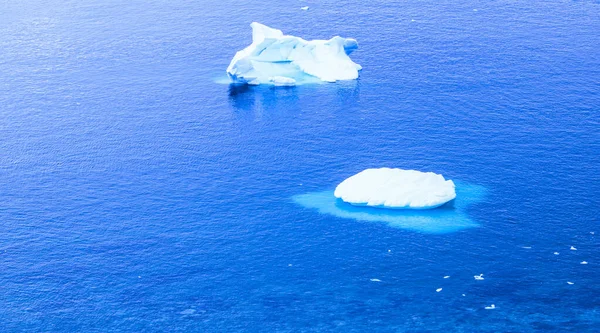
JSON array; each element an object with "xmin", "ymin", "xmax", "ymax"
[
  {"xmin": 334, "ymin": 168, "xmax": 456, "ymax": 209},
  {"xmin": 227, "ymin": 22, "xmax": 361, "ymax": 85}
]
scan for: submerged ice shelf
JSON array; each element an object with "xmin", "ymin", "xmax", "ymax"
[
  {"xmin": 293, "ymin": 182, "xmax": 486, "ymax": 234},
  {"xmin": 227, "ymin": 22, "xmax": 361, "ymax": 85},
  {"xmin": 335, "ymin": 168, "xmax": 457, "ymax": 209}
]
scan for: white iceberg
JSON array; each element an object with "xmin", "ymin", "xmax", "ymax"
[
  {"xmin": 334, "ymin": 168, "xmax": 456, "ymax": 210},
  {"xmin": 227, "ymin": 22, "xmax": 361, "ymax": 85}
]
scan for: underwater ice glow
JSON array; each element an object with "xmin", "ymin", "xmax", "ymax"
[{"xmin": 293, "ymin": 182, "xmax": 486, "ymax": 234}]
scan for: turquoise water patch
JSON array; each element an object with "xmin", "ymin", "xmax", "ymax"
[{"xmin": 292, "ymin": 182, "xmax": 487, "ymax": 234}]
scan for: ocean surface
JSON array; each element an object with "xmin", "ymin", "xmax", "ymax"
[{"xmin": 1, "ymin": 0, "xmax": 600, "ymax": 331}]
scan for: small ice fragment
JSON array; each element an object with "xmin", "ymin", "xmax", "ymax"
[
  {"xmin": 138, "ymin": 276, "xmax": 141, "ymax": 278},
  {"xmin": 180, "ymin": 309, "xmax": 196, "ymax": 315},
  {"xmin": 567, "ymin": 281, "xmax": 574, "ymax": 285},
  {"xmin": 570, "ymin": 246, "xmax": 577, "ymax": 250},
  {"xmin": 444, "ymin": 276, "xmax": 450, "ymax": 279},
  {"xmin": 370, "ymin": 278, "xmax": 381, "ymax": 282},
  {"xmin": 474, "ymin": 274, "xmax": 484, "ymax": 280},
  {"xmin": 462, "ymin": 294, "xmax": 466, "ymax": 297},
  {"xmin": 484, "ymin": 304, "xmax": 495, "ymax": 310},
  {"xmin": 436, "ymin": 288, "xmax": 442, "ymax": 292},
  {"xmin": 288, "ymin": 264, "xmax": 293, "ymax": 267},
  {"xmin": 473, "ymin": 9, "xmax": 479, "ymax": 12},
  {"xmin": 581, "ymin": 261, "xmax": 588, "ymax": 265},
  {"xmin": 522, "ymin": 246, "xmax": 532, "ymax": 249},
  {"xmin": 554, "ymin": 252, "xmax": 559, "ymax": 255},
  {"xmin": 591, "ymin": 232, "xmax": 595, "ymax": 235},
  {"xmin": 301, "ymin": 6, "xmax": 309, "ymax": 10}
]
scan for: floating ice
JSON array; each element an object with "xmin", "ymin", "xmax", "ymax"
[
  {"xmin": 567, "ymin": 281, "xmax": 574, "ymax": 285},
  {"xmin": 334, "ymin": 168, "xmax": 456, "ymax": 210},
  {"xmin": 443, "ymin": 276, "xmax": 450, "ymax": 279},
  {"xmin": 301, "ymin": 6, "xmax": 309, "ymax": 10},
  {"xmin": 180, "ymin": 309, "xmax": 196, "ymax": 315},
  {"xmin": 554, "ymin": 252, "xmax": 560, "ymax": 255},
  {"xmin": 436, "ymin": 288, "xmax": 443, "ymax": 292},
  {"xmin": 292, "ymin": 182, "xmax": 485, "ymax": 234},
  {"xmin": 474, "ymin": 274, "xmax": 485, "ymax": 280},
  {"xmin": 570, "ymin": 246, "xmax": 577, "ymax": 251},
  {"xmin": 370, "ymin": 278, "xmax": 382, "ymax": 282},
  {"xmin": 581, "ymin": 261, "xmax": 588, "ymax": 265},
  {"xmin": 485, "ymin": 304, "xmax": 496, "ymax": 310},
  {"xmin": 227, "ymin": 22, "xmax": 361, "ymax": 85}
]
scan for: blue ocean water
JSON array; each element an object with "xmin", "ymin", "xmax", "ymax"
[{"xmin": 1, "ymin": 0, "xmax": 599, "ymax": 331}]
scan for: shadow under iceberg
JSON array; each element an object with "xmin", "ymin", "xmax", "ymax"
[
  {"xmin": 292, "ymin": 182, "xmax": 487, "ymax": 234},
  {"xmin": 227, "ymin": 79, "xmax": 360, "ymax": 114}
]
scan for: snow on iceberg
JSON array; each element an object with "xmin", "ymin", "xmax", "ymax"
[
  {"xmin": 334, "ymin": 168, "xmax": 456, "ymax": 210},
  {"xmin": 227, "ymin": 22, "xmax": 361, "ymax": 85},
  {"xmin": 268, "ymin": 76, "xmax": 296, "ymax": 86}
]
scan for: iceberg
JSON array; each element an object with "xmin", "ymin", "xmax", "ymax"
[
  {"xmin": 334, "ymin": 168, "xmax": 456, "ymax": 210},
  {"xmin": 227, "ymin": 22, "xmax": 361, "ymax": 85}
]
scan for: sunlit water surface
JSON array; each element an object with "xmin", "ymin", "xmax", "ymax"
[{"xmin": 1, "ymin": 0, "xmax": 599, "ymax": 331}]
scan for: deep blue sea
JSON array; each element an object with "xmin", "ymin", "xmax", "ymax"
[{"xmin": 1, "ymin": 0, "xmax": 600, "ymax": 331}]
